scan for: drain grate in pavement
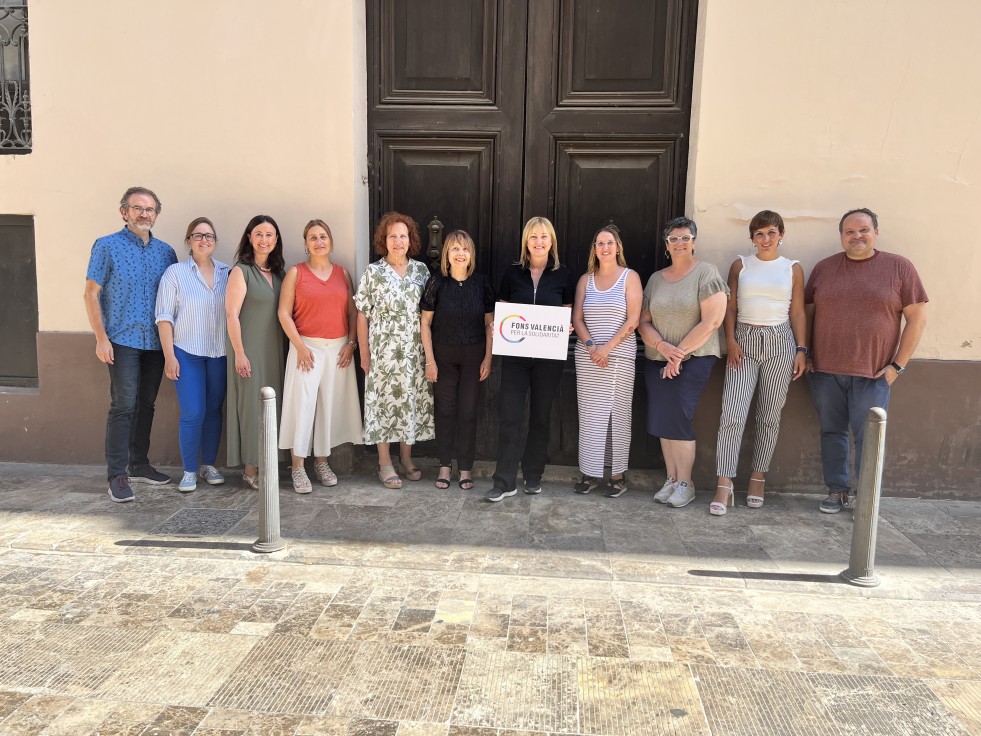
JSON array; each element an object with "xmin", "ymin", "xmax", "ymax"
[
  {"xmin": 0, "ymin": 621, "xmax": 156, "ymax": 695},
  {"xmin": 209, "ymin": 636, "xmax": 361, "ymax": 715},
  {"xmin": 694, "ymin": 665, "xmax": 971, "ymax": 736},
  {"xmin": 149, "ymin": 508, "xmax": 248, "ymax": 537}
]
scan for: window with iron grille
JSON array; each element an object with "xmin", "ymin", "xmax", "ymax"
[{"xmin": 0, "ymin": 0, "xmax": 29, "ymax": 153}]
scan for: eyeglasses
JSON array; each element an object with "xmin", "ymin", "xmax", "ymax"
[
  {"xmin": 666, "ymin": 234, "xmax": 694, "ymax": 244},
  {"xmin": 189, "ymin": 233, "xmax": 216, "ymax": 242},
  {"xmin": 126, "ymin": 205, "xmax": 158, "ymax": 216}
]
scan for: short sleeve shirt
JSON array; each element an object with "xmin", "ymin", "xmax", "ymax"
[
  {"xmin": 642, "ymin": 261, "xmax": 729, "ymax": 360},
  {"xmin": 86, "ymin": 227, "xmax": 177, "ymax": 350},
  {"xmin": 805, "ymin": 250, "xmax": 928, "ymax": 378}
]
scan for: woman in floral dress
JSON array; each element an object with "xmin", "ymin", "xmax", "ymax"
[{"xmin": 355, "ymin": 212, "xmax": 435, "ymax": 488}]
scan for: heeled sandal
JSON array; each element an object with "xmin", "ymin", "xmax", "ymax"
[
  {"xmin": 242, "ymin": 473, "xmax": 259, "ymax": 491},
  {"xmin": 746, "ymin": 478, "xmax": 765, "ymax": 509},
  {"xmin": 398, "ymin": 461, "xmax": 422, "ymax": 482},
  {"xmin": 458, "ymin": 473, "xmax": 474, "ymax": 491},
  {"xmin": 378, "ymin": 464, "xmax": 402, "ymax": 490},
  {"xmin": 435, "ymin": 466, "xmax": 452, "ymax": 490},
  {"xmin": 291, "ymin": 467, "xmax": 313, "ymax": 494},
  {"xmin": 710, "ymin": 481, "xmax": 734, "ymax": 516}
]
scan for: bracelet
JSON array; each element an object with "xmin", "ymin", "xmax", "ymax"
[
  {"xmin": 347, "ymin": 340, "xmax": 358, "ymax": 348},
  {"xmin": 654, "ymin": 339, "xmax": 665, "ymax": 352},
  {"xmin": 426, "ymin": 362, "xmax": 435, "ymax": 367}
]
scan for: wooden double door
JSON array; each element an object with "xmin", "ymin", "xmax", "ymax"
[{"xmin": 366, "ymin": 0, "xmax": 698, "ymax": 465}]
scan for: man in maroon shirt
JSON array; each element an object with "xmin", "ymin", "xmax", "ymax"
[{"xmin": 804, "ymin": 208, "xmax": 928, "ymax": 513}]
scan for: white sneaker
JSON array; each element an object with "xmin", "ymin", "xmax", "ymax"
[
  {"xmin": 654, "ymin": 477, "xmax": 677, "ymax": 503},
  {"xmin": 178, "ymin": 471, "xmax": 197, "ymax": 493},
  {"xmin": 666, "ymin": 481, "xmax": 696, "ymax": 508}
]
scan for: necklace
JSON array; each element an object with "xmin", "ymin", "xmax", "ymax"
[{"xmin": 257, "ymin": 265, "xmax": 272, "ymax": 273}]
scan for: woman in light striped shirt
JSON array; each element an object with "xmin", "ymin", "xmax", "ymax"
[{"xmin": 155, "ymin": 217, "xmax": 231, "ymax": 493}]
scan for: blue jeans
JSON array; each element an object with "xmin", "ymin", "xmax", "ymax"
[
  {"xmin": 173, "ymin": 346, "xmax": 227, "ymax": 472},
  {"xmin": 807, "ymin": 371, "xmax": 890, "ymax": 492},
  {"xmin": 105, "ymin": 343, "xmax": 165, "ymax": 480}
]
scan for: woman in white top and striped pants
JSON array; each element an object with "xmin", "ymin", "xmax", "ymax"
[
  {"xmin": 572, "ymin": 226, "xmax": 642, "ymax": 497},
  {"xmin": 712, "ymin": 211, "xmax": 808, "ymax": 515}
]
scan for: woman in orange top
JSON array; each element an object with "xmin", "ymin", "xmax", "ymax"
[{"xmin": 278, "ymin": 220, "xmax": 363, "ymax": 492}]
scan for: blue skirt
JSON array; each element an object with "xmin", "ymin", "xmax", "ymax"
[{"xmin": 644, "ymin": 355, "xmax": 717, "ymax": 440}]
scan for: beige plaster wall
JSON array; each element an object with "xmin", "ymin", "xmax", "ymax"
[
  {"xmin": 0, "ymin": 0, "xmax": 369, "ymax": 333},
  {"xmin": 689, "ymin": 0, "xmax": 981, "ymax": 361}
]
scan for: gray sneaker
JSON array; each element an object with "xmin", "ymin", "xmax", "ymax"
[
  {"xmin": 128, "ymin": 465, "xmax": 171, "ymax": 485},
  {"xmin": 198, "ymin": 465, "xmax": 225, "ymax": 486},
  {"xmin": 654, "ymin": 477, "xmax": 677, "ymax": 503},
  {"xmin": 666, "ymin": 481, "xmax": 696, "ymax": 508},
  {"xmin": 820, "ymin": 491, "xmax": 845, "ymax": 514},
  {"xmin": 108, "ymin": 474, "xmax": 135, "ymax": 503}
]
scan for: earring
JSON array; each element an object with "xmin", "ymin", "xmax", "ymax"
[
  {"xmin": 778, "ymin": 239, "xmax": 783, "ymax": 246},
  {"xmin": 304, "ymin": 248, "xmax": 310, "ymax": 256},
  {"xmin": 691, "ymin": 248, "xmax": 696, "ymax": 255},
  {"xmin": 665, "ymin": 250, "xmax": 671, "ymax": 260}
]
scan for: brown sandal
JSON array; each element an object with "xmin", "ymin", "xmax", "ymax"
[
  {"xmin": 378, "ymin": 464, "xmax": 402, "ymax": 489},
  {"xmin": 398, "ymin": 461, "xmax": 422, "ymax": 482}
]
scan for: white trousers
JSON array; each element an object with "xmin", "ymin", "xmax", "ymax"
[{"xmin": 279, "ymin": 336, "xmax": 363, "ymax": 457}]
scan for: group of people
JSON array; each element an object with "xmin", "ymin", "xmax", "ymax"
[{"xmin": 85, "ymin": 186, "xmax": 927, "ymax": 516}]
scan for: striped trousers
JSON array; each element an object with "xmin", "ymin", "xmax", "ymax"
[{"xmin": 716, "ymin": 321, "xmax": 795, "ymax": 478}]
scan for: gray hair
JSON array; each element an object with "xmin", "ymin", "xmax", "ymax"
[
  {"xmin": 663, "ymin": 216, "xmax": 697, "ymax": 241},
  {"xmin": 119, "ymin": 186, "xmax": 161, "ymax": 213}
]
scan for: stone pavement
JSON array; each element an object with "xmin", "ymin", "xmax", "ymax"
[{"xmin": 0, "ymin": 461, "xmax": 980, "ymax": 736}]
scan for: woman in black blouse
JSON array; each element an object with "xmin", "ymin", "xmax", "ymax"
[
  {"xmin": 485, "ymin": 217, "xmax": 573, "ymax": 502},
  {"xmin": 421, "ymin": 231, "xmax": 495, "ymax": 490}
]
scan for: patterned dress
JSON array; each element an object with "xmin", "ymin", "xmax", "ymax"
[{"xmin": 354, "ymin": 259, "xmax": 435, "ymax": 444}]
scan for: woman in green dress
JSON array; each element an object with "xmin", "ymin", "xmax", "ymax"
[
  {"xmin": 225, "ymin": 215, "xmax": 286, "ymax": 488},
  {"xmin": 355, "ymin": 212, "xmax": 435, "ymax": 489}
]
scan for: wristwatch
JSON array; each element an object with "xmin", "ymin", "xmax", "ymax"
[
  {"xmin": 585, "ymin": 339, "xmax": 594, "ymax": 349},
  {"xmin": 796, "ymin": 345, "xmax": 809, "ymax": 355},
  {"xmin": 889, "ymin": 361, "xmax": 905, "ymax": 374}
]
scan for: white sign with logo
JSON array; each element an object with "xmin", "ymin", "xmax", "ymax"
[{"xmin": 492, "ymin": 303, "xmax": 572, "ymax": 360}]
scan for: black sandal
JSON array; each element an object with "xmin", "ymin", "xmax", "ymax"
[
  {"xmin": 458, "ymin": 476, "xmax": 475, "ymax": 490},
  {"xmin": 435, "ymin": 466, "xmax": 452, "ymax": 490}
]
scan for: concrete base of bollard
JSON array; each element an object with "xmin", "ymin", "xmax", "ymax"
[{"xmin": 839, "ymin": 569, "xmax": 880, "ymax": 588}]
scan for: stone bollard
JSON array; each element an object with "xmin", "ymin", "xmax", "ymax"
[
  {"xmin": 840, "ymin": 407, "xmax": 887, "ymax": 587},
  {"xmin": 253, "ymin": 386, "xmax": 286, "ymax": 553}
]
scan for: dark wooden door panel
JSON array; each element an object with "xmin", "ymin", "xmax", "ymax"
[
  {"xmin": 552, "ymin": 139, "xmax": 679, "ymax": 279},
  {"xmin": 378, "ymin": 136, "xmax": 494, "ymax": 272},
  {"xmin": 367, "ymin": 0, "xmax": 527, "ymax": 282}
]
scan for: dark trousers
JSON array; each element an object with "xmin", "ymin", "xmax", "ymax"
[
  {"xmin": 105, "ymin": 343, "xmax": 165, "ymax": 480},
  {"xmin": 492, "ymin": 356, "xmax": 565, "ymax": 491},
  {"xmin": 434, "ymin": 341, "xmax": 485, "ymax": 470},
  {"xmin": 807, "ymin": 371, "xmax": 891, "ymax": 492},
  {"xmin": 173, "ymin": 346, "xmax": 227, "ymax": 472}
]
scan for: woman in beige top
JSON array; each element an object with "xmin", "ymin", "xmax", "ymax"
[{"xmin": 637, "ymin": 216, "xmax": 728, "ymax": 508}]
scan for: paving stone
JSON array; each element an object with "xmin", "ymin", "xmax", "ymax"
[
  {"xmin": 209, "ymin": 636, "xmax": 361, "ymax": 715},
  {"xmin": 150, "ymin": 508, "xmax": 250, "ymax": 537}
]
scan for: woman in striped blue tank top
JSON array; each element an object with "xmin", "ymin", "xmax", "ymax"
[{"xmin": 571, "ymin": 226, "xmax": 643, "ymax": 497}]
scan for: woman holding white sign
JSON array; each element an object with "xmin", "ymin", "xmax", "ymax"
[
  {"xmin": 485, "ymin": 217, "xmax": 573, "ymax": 502},
  {"xmin": 638, "ymin": 216, "xmax": 728, "ymax": 508},
  {"xmin": 420, "ymin": 230, "xmax": 495, "ymax": 490},
  {"xmin": 571, "ymin": 225, "xmax": 642, "ymax": 498}
]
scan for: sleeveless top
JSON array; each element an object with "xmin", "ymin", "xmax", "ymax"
[
  {"xmin": 736, "ymin": 255, "xmax": 797, "ymax": 326},
  {"xmin": 583, "ymin": 268, "xmax": 636, "ymax": 360},
  {"xmin": 292, "ymin": 262, "xmax": 349, "ymax": 339}
]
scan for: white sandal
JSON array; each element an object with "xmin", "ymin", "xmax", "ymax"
[
  {"xmin": 746, "ymin": 478, "xmax": 765, "ymax": 509},
  {"xmin": 314, "ymin": 460, "xmax": 337, "ymax": 487},
  {"xmin": 710, "ymin": 481, "xmax": 734, "ymax": 516}
]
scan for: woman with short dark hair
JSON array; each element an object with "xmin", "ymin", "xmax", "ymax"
[{"xmin": 711, "ymin": 210, "xmax": 807, "ymax": 514}]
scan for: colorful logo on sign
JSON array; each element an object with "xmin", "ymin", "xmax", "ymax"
[{"xmin": 499, "ymin": 314, "xmax": 527, "ymax": 343}]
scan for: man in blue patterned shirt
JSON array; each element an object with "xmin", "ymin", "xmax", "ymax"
[{"xmin": 84, "ymin": 187, "xmax": 178, "ymax": 502}]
